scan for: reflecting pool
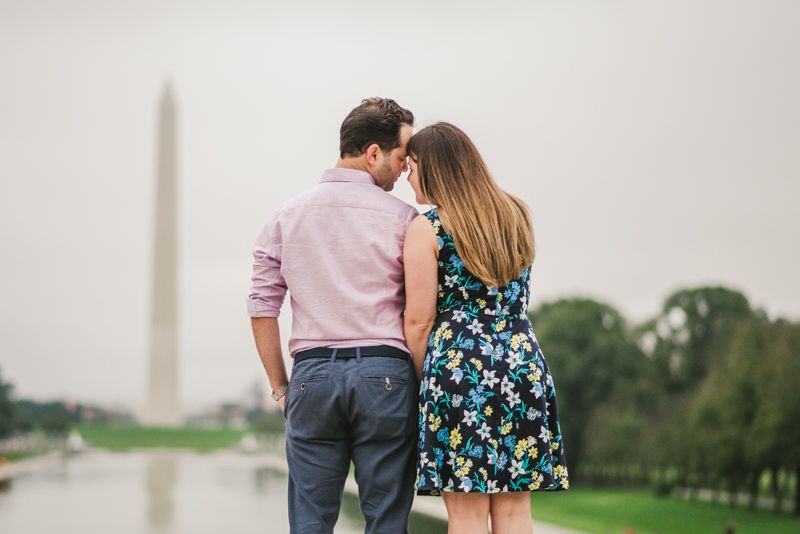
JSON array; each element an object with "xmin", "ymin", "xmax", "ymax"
[{"xmin": 0, "ymin": 450, "xmax": 368, "ymax": 534}]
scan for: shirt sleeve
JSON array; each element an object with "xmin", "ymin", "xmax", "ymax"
[{"xmin": 247, "ymin": 213, "xmax": 287, "ymax": 317}]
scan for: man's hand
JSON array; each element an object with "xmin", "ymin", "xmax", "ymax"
[{"xmin": 279, "ymin": 395, "xmax": 286, "ymax": 414}]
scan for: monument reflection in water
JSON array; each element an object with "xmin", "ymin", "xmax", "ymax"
[{"xmin": 0, "ymin": 451, "xmax": 366, "ymax": 534}]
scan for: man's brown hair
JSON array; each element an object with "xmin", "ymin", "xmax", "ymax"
[{"xmin": 339, "ymin": 98, "xmax": 414, "ymax": 158}]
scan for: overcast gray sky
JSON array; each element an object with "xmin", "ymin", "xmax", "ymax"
[{"xmin": 1, "ymin": 0, "xmax": 798, "ymax": 409}]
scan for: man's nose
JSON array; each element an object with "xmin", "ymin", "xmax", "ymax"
[{"xmin": 401, "ymin": 159, "xmax": 409, "ymax": 172}]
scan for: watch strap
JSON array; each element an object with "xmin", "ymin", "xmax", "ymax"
[{"xmin": 271, "ymin": 383, "xmax": 289, "ymax": 401}]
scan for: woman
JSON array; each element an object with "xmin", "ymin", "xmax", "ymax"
[{"xmin": 403, "ymin": 122, "xmax": 568, "ymax": 534}]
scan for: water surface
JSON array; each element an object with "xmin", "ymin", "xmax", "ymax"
[{"xmin": 0, "ymin": 450, "xmax": 365, "ymax": 534}]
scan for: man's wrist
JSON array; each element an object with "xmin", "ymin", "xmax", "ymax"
[{"xmin": 271, "ymin": 383, "xmax": 289, "ymax": 401}]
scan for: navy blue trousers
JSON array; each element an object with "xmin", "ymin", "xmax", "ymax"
[{"xmin": 284, "ymin": 353, "xmax": 417, "ymax": 534}]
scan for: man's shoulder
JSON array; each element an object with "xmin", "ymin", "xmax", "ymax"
[{"xmin": 275, "ymin": 180, "xmax": 418, "ymax": 222}]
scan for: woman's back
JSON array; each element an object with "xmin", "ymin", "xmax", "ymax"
[{"xmin": 427, "ymin": 209, "xmax": 530, "ymax": 321}]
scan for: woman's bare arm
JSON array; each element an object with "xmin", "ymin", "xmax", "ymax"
[{"xmin": 403, "ymin": 214, "xmax": 439, "ymax": 382}]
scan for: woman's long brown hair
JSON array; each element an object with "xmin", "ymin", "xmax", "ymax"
[{"xmin": 407, "ymin": 122, "xmax": 535, "ymax": 288}]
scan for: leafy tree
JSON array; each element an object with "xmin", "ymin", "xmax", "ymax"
[
  {"xmin": 637, "ymin": 287, "xmax": 753, "ymax": 393},
  {"xmin": 689, "ymin": 318, "xmax": 800, "ymax": 513},
  {"xmin": 739, "ymin": 320, "xmax": 800, "ymax": 514},
  {"xmin": 15, "ymin": 400, "xmax": 77, "ymax": 434},
  {"xmin": 529, "ymin": 298, "xmax": 655, "ymax": 480},
  {"xmin": 0, "ymin": 366, "xmax": 18, "ymax": 438}
]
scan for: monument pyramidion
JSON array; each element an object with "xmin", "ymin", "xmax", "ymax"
[{"xmin": 145, "ymin": 82, "xmax": 181, "ymax": 426}]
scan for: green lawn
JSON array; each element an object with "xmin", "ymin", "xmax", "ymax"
[
  {"xmin": 75, "ymin": 425, "xmax": 247, "ymax": 451},
  {"xmin": 0, "ymin": 451, "xmax": 39, "ymax": 463},
  {"xmin": 530, "ymin": 487, "xmax": 798, "ymax": 534}
]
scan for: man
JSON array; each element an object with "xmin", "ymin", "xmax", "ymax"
[{"xmin": 247, "ymin": 98, "xmax": 418, "ymax": 534}]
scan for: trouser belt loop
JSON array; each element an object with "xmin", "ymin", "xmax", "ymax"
[
  {"xmin": 356, "ymin": 347, "xmax": 362, "ymax": 363},
  {"xmin": 330, "ymin": 348, "xmax": 338, "ymax": 363}
]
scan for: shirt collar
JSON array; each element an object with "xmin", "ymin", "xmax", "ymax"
[{"xmin": 319, "ymin": 168, "xmax": 377, "ymax": 186}]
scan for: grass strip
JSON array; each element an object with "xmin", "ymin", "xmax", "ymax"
[
  {"xmin": 75, "ymin": 425, "xmax": 247, "ymax": 451},
  {"xmin": 530, "ymin": 487, "xmax": 798, "ymax": 534}
]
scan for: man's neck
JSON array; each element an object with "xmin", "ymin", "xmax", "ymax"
[{"xmin": 335, "ymin": 156, "xmax": 371, "ymax": 174}]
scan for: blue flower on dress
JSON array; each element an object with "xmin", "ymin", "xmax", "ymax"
[
  {"xmin": 458, "ymin": 338, "xmax": 475, "ymax": 350},
  {"xmin": 435, "ymin": 448, "xmax": 444, "ymax": 468},
  {"xmin": 487, "ymin": 448, "xmax": 498, "ymax": 465},
  {"xmin": 497, "ymin": 452, "xmax": 508, "ymax": 470},
  {"xmin": 450, "ymin": 256, "xmax": 464, "ymax": 270},
  {"xmin": 459, "ymin": 477, "xmax": 473, "ymax": 491},
  {"xmin": 437, "ymin": 237, "xmax": 444, "ymax": 250},
  {"xmin": 498, "ymin": 331, "xmax": 512, "ymax": 342},
  {"xmin": 468, "ymin": 445, "xmax": 484, "ymax": 458},
  {"xmin": 504, "ymin": 435, "xmax": 517, "ymax": 448},
  {"xmin": 468, "ymin": 387, "xmax": 487, "ymax": 407},
  {"xmin": 451, "ymin": 368, "xmax": 464, "ymax": 384},
  {"xmin": 437, "ymin": 429, "xmax": 450, "ymax": 445}
]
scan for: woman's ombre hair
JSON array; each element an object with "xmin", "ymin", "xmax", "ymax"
[{"xmin": 407, "ymin": 122, "xmax": 535, "ymax": 288}]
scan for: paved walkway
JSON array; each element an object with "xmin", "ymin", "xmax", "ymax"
[{"xmin": 257, "ymin": 453, "xmax": 588, "ymax": 534}]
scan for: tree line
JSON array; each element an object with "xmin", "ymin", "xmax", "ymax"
[{"xmin": 529, "ymin": 286, "xmax": 800, "ymax": 515}]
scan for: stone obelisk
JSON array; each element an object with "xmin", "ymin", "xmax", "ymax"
[{"xmin": 145, "ymin": 82, "xmax": 181, "ymax": 426}]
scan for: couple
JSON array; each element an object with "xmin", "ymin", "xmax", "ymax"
[{"xmin": 247, "ymin": 98, "xmax": 568, "ymax": 534}]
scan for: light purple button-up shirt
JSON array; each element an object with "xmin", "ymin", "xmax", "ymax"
[{"xmin": 247, "ymin": 168, "xmax": 419, "ymax": 357}]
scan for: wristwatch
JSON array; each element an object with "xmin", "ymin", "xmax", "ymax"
[{"xmin": 271, "ymin": 383, "xmax": 289, "ymax": 401}]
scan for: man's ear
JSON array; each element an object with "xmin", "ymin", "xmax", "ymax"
[{"xmin": 365, "ymin": 143, "xmax": 382, "ymax": 170}]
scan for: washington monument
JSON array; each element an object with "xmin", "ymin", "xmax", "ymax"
[{"xmin": 145, "ymin": 82, "xmax": 181, "ymax": 426}]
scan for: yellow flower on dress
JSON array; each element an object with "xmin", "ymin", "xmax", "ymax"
[
  {"xmin": 431, "ymin": 416, "xmax": 441, "ymax": 432},
  {"xmin": 443, "ymin": 329, "xmax": 453, "ymax": 340},
  {"xmin": 485, "ymin": 406, "xmax": 493, "ymax": 416},
  {"xmin": 496, "ymin": 320, "xmax": 506, "ymax": 331},
  {"xmin": 450, "ymin": 428, "xmax": 462, "ymax": 448},
  {"xmin": 500, "ymin": 422, "xmax": 513, "ymax": 436},
  {"xmin": 456, "ymin": 456, "xmax": 465, "ymax": 466},
  {"xmin": 522, "ymin": 341, "xmax": 533, "ymax": 352},
  {"xmin": 514, "ymin": 439, "xmax": 527, "ymax": 459}
]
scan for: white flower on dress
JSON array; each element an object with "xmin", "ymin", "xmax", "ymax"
[
  {"xmin": 431, "ymin": 383, "xmax": 444, "ymax": 402},
  {"xmin": 487, "ymin": 480, "xmax": 498, "ymax": 493},
  {"xmin": 510, "ymin": 459, "xmax": 525, "ymax": 479},
  {"xmin": 481, "ymin": 369, "xmax": 500, "ymax": 388},
  {"xmin": 452, "ymin": 310, "xmax": 468, "ymax": 323},
  {"xmin": 467, "ymin": 319, "xmax": 483, "ymax": 335},
  {"xmin": 539, "ymin": 426, "xmax": 550, "ymax": 443},
  {"xmin": 445, "ymin": 274, "xmax": 458, "ymax": 288},
  {"xmin": 506, "ymin": 391, "xmax": 521, "ymax": 408},
  {"xmin": 447, "ymin": 451, "xmax": 458, "ymax": 467},
  {"xmin": 463, "ymin": 410, "xmax": 478, "ymax": 427},
  {"xmin": 500, "ymin": 375, "xmax": 515, "ymax": 396},
  {"xmin": 481, "ymin": 343, "xmax": 494, "ymax": 356},
  {"xmin": 419, "ymin": 452, "xmax": 429, "ymax": 466},
  {"xmin": 505, "ymin": 351, "xmax": 523, "ymax": 369},
  {"xmin": 477, "ymin": 422, "xmax": 492, "ymax": 440}
]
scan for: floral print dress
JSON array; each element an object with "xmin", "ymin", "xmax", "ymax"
[{"xmin": 415, "ymin": 210, "xmax": 569, "ymax": 495}]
